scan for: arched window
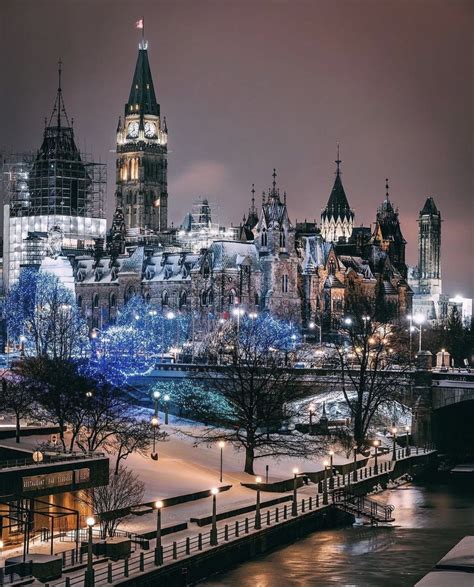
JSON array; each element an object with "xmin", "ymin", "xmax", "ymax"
[
  {"xmin": 228, "ymin": 289, "xmax": 237, "ymax": 305},
  {"xmin": 179, "ymin": 291, "xmax": 187, "ymax": 309},
  {"xmin": 202, "ymin": 262, "xmax": 210, "ymax": 279},
  {"xmin": 109, "ymin": 293, "xmax": 116, "ymax": 308},
  {"xmin": 279, "ymin": 230, "xmax": 286, "ymax": 248},
  {"xmin": 144, "ymin": 292, "xmax": 151, "ymax": 304},
  {"xmin": 201, "ymin": 291, "xmax": 208, "ymax": 306},
  {"xmin": 329, "ymin": 260, "xmax": 336, "ymax": 275},
  {"xmin": 93, "ymin": 293, "xmax": 99, "ymax": 308},
  {"xmin": 77, "ymin": 295, "xmax": 82, "ymax": 308},
  {"xmin": 281, "ymin": 275, "xmax": 288, "ymax": 293},
  {"xmin": 254, "ymin": 293, "xmax": 259, "ymax": 307},
  {"xmin": 261, "ymin": 229, "xmax": 268, "ymax": 247},
  {"xmin": 162, "ymin": 291, "xmax": 169, "ymax": 307}
]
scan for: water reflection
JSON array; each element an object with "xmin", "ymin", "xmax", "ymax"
[{"xmin": 201, "ymin": 480, "xmax": 474, "ymax": 587}]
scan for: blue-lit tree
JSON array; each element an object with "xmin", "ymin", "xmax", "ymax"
[
  {"xmin": 6, "ymin": 268, "xmax": 89, "ymax": 360},
  {"xmin": 90, "ymin": 296, "xmax": 190, "ymax": 380},
  {"xmin": 178, "ymin": 313, "xmax": 321, "ymax": 474}
]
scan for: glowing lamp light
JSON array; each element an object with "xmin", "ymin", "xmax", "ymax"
[
  {"xmin": 153, "ymin": 391, "xmax": 161, "ymax": 399},
  {"xmin": 292, "ymin": 467, "xmax": 299, "ymax": 475},
  {"xmin": 329, "ymin": 450, "xmax": 334, "ymax": 456},
  {"xmin": 151, "ymin": 416, "xmax": 159, "ymax": 427},
  {"xmin": 255, "ymin": 476, "xmax": 262, "ymax": 484},
  {"xmin": 218, "ymin": 441, "xmax": 226, "ymax": 449},
  {"xmin": 86, "ymin": 516, "xmax": 96, "ymax": 527},
  {"xmin": 164, "ymin": 394, "xmax": 170, "ymax": 402},
  {"xmin": 413, "ymin": 313, "xmax": 425, "ymax": 325},
  {"xmin": 154, "ymin": 500, "xmax": 163, "ymax": 509},
  {"xmin": 392, "ymin": 427, "xmax": 397, "ymax": 435},
  {"xmin": 344, "ymin": 318, "xmax": 352, "ymax": 325},
  {"xmin": 211, "ymin": 487, "xmax": 219, "ymax": 496},
  {"xmin": 323, "ymin": 460, "xmax": 329, "ymax": 467},
  {"xmin": 373, "ymin": 440, "xmax": 380, "ymax": 447},
  {"xmin": 166, "ymin": 311, "xmax": 175, "ymax": 320}
]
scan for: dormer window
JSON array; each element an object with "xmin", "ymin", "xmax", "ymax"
[
  {"xmin": 329, "ymin": 260, "xmax": 336, "ymax": 275},
  {"xmin": 261, "ymin": 229, "xmax": 268, "ymax": 247},
  {"xmin": 202, "ymin": 262, "xmax": 210, "ymax": 278}
]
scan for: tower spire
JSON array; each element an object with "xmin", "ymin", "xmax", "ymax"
[
  {"xmin": 335, "ymin": 143, "xmax": 341, "ymax": 175},
  {"xmin": 250, "ymin": 183, "xmax": 256, "ymax": 214},
  {"xmin": 47, "ymin": 58, "xmax": 71, "ymax": 129},
  {"xmin": 57, "ymin": 58, "xmax": 62, "ymax": 129},
  {"xmin": 385, "ymin": 178, "xmax": 390, "ymax": 201}
]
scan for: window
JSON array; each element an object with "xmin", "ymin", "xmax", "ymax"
[
  {"xmin": 144, "ymin": 292, "xmax": 151, "ymax": 304},
  {"xmin": 77, "ymin": 295, "xmax": 82, "ymax": 308},
  {"xmin": 179, "ymin": 291, "xmax": 187, "ymax": 309},
  {"xmin": 228, "ymin": 289, "xmax": 237, "ymax": 305},
  {"xmin": 261, "ymin": 230, "xmax": 268, "ymax": 247},
  {"xmin": 93, "ymin": 294, "xmax": 99, "ymax": 308},
  {"xmin": 281, "ymin": 275, "xmax": 289, "ymax": 293},
  {"xmin": 202, "ymin": 262, "xmax": 210, "ymax": 278},
  {"xmin": 162, "ymin": 291, "xmax": 169, "ymax": 307},
  {"xmin": 280, "ymin": 230, "xmax": 286, "ymax": 248},
  {"xmin": 110, "ymin": 293, "xmax": 116, "ymax": 308},
  {"xmin": 201, "ymin": 291, "xmax": 208, "ymax": 306},
  {"xmin": 329, "ymin": 260, "xmax": 336, "ymax": 275}
]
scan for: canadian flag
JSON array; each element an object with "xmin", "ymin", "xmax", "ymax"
[{"xmin": 135, "ymin": 19, "xmax": 144, "ymax": 29}]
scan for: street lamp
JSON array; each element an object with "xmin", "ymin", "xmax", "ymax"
[
  {"xmin": 413, "ymin": 313, "xmax": 426, "ymax": 353},
  {"xmin": 323, "ymin": 460, "xmax": 329, "ymax": 505},
  {"xmin": 344, "ymin": 317, "xmax": 352, "ymax": 326},
  {"xmin": 161, "ymin": 311, "xmax": 175, "ymax": 360},
  {"xmin": 218, "ymin": 441, "xmax": 225, "ymax": 483},
  {"xmin": 85, "ymin": 516, "xmax": 95, "ymax": 587},
  {"xmin": 308, "ymin": 320, "xmax": 322, "ymax": 344},
  {"xmin": 292, "ymin": 468, "xmax": 299, "ymax": 516},
  {"xmin": 254, "ymin": 476, "xmax": 262, "ymax": 529},
  {"xmin": 309, "ymin": 405, "xmax": 315, "ymax": 435},
  {"xmin": 328, "ymin": 451, "xmax": 334, "ymax": 489},
  {"xmin": 392, "ymin": 427, "xmax": 398, "ymax": 461},
  {"xmin": 152, "ymin": 390, "xmax": 160, "ymax": 419},
  {"xmin": 405, "ymin": 425, "xmax": 411, "ymax": 456},
  {"xmin": 154, "ymin": 501, "xmax": 163, "ymax": 565},
  {"xmin": 151, "ymin": 416, "xmax": 159, "ymax": 461},
  {"xmin": 352, "ymin": 445, "xmax": 357, "ymax": 482},
  {"xmin": 373, "ymin": 439, "xmax": 380, "ymax": 474},
  {"xmin": 210, "ymin": 488, "xmax": 219, "ymax": 546},
  {"xmin": 163, "ymin": 394, "xmax": 170, "ymax": 425}
]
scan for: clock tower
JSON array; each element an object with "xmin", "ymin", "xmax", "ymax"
[{"xmin": 116, "ymin": 40, "xmax": 168, "ymax": 235}]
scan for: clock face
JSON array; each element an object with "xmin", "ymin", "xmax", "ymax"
[
  {"xmin": 144, "ymin": 121, "xmax": 156, "ymax": 138},
  {"xmin": 127, "ymin": 121, "xmax": 139, "ymax": 138}
]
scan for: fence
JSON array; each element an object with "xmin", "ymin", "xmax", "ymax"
[{"xmin": 4, "ymin": 448, "xmax": 433, "ymax": 587}]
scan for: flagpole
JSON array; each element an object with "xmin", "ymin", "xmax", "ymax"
[{"xmin": 142, "ymin": 15, "xmax": 145, "ymax": 44}]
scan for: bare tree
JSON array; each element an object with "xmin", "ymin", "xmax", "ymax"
[
  {"xmin": 78, "ymin": 467, "xmax": 145, "ymax": 538},
  {"xmin": 334, "ymin": 315, "xmax": 409, "ymax": 450},
  {"xmin": 112, "ymin": 418, "xmax": 166, "ymax": 475},
  {"xmin": 176, "ymin": 315, "xmax": 323, "ymax": 474},
  {"xmin": 0, "ymin": 371, "xmax": 35, "ymax": 443}
]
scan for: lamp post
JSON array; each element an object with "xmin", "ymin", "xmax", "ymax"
[
  {"xmin": 161, "ymin": 311, "xmax": 175, "ymax": 360},
  {"xmin": 309, "ymin": 405, "xmax": 315, "ymax": 435},
  {"xmin": 218, "ymin": 441, "xmax": 225, "ymax": 483},
  {"xmin": 392, "ymin": 427, "xmax": 398, "ymax": 461},
  {"xmin": 292, "ymin": 468, "xmax": 299, "ymax": 516},
  {"xmin": 152, "ymin": 390, "xmax": 160, "ymax": 419},
  {"xmin": 85, "ymin": 516, "xmax": 95, "ymax": 587},
  {"xmin": 406, "ymin": 314, "xmax": 413, "ymax": 366},
  {"xmin": 210, "ymin": 488, "xmax": 219, "ymax": 546},
  {"xmin": 405, "ymin": 425, "xmax": 411, "ymax": 456},
  {"xmin": 309, "ymin": 320, "xmax": 322, "ymax": 344},
  {"xmin": 163, "ymin": 394, "xmax": 170, "ymax": 425},
  {"xmin": 373, "ymin": 439, "xmax": 380, "ymax": 474},
  {"xmin": 323, "ymin": 460, "xmax": 329, "ymax": 505},
  {"xmin": 154, "ymin": 501, "xmax": 163, "ymax": 565},
  {"xmin": 151, "ymin": 416, "xmax": 159, "ymax": 461},
  {"xmin": 412, "ymin": 314, "xmax": 426, "ymax": 353},
  {"xmin": 254, "ymin": 476, "xmax": 262, "ymax": 529},
  {"xmin": 328, "ymin": 451, "xmax": 335, "ymax": 489},
  {"xmin": 353, "ymin": 446, "xmax": 357, "ymax": 482}
]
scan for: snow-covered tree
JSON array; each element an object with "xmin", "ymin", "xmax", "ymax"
[
  {"xmin": 173, "ymin": 314, "xmax": 321, "ymax": 474},
  {"xmin": 6, "ymin": 268, "xmax": 88, "ymax": 360}
]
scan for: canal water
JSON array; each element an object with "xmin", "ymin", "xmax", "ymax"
[{"xmin": 200, "ymin": 477, "xmax": 474, "ymax": 586}]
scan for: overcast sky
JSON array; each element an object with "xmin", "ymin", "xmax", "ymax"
[{"xmin": 1, "ymin": 0, "xmax": 472, "ymax": 295}]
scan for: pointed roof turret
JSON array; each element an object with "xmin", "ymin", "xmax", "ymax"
[
  {"xmin": 322, "ymin": 148, "xmax": 353, "ymax": 220},
  {"xmin": 126, "ymin": 43, "xmax": 160, "ymax": 116},
  {"xmin": 420, "ymin": 196, "xmax": 439, "ymax": 216}
]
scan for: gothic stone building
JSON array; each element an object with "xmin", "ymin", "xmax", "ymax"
[{"xmin": 69, "ymin": 40, "xmax": 412, "ymax": 333}]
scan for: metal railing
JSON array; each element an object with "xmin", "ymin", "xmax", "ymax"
[
  {"xmin": 0, "ymin": 452, "xmax": 107, "ymax": 471},
  {"xmin": 22, "ymin": 448, "xmax": 434, "ymax": 586}
]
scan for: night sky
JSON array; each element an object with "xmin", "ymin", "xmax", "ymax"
[{"xmin": 1, "ymin": 0, "xmax": 472, "ymax": 295}]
